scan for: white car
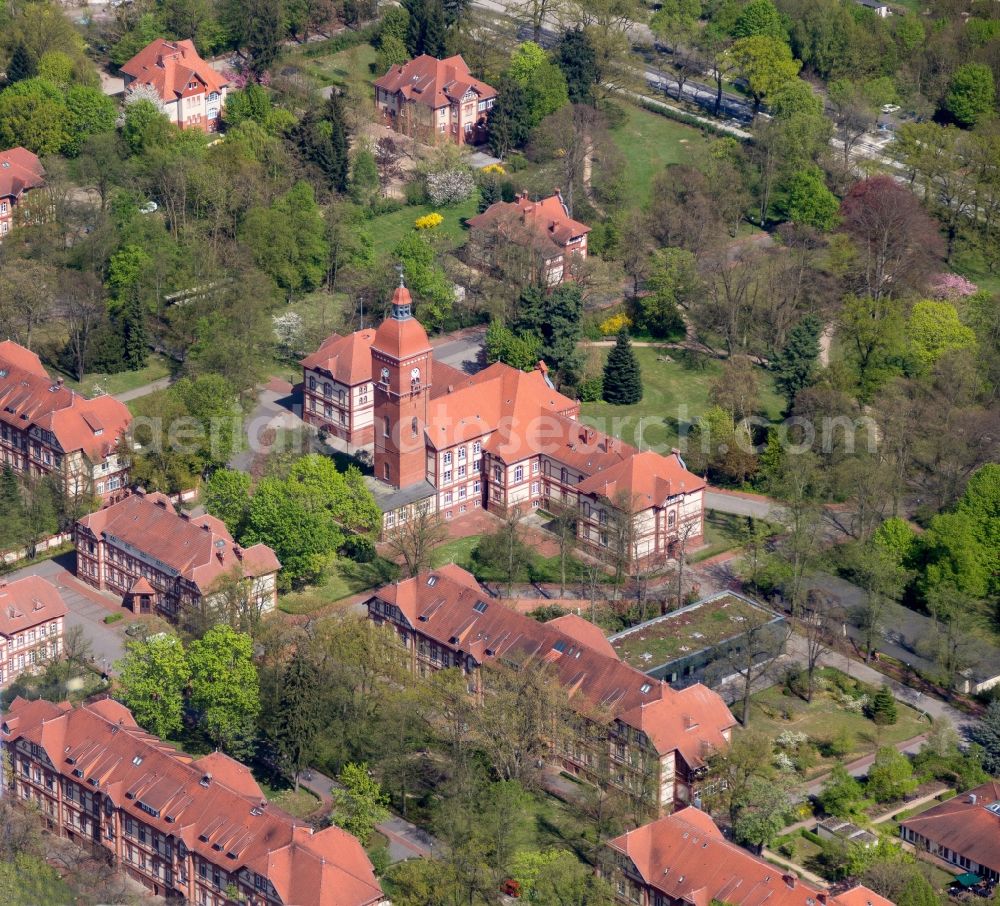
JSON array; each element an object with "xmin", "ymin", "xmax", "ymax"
[{"xmin": 881, "ymin": 104, "xmax": 900, "ymax": 114}]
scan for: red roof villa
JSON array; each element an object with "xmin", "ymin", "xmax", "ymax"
[
  {"xmin": 467, "ymin": 190, "xmax": 591, "ymax": 286},
  {"xmin": 120, "ymin": 38, "xmax": 229, "ymax": 132},
  {"xmin": 374, "ymin": 53, "xmax": 496, "ymax": 145}
]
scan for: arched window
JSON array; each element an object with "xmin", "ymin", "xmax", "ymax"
[
  {"xmin": 383, "ymin": 416, "xmax": 391, "ymax": 438},
  {"xmin": 411, "ymin": 417, "xmax": 418, "ymax": 437},
  {"xmin": 384, "ymin": 462, "xmax": 390, "ymax": 479}
]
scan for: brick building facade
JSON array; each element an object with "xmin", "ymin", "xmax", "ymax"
[
  {"xmin": 1, "ymin": 697, "xmax": 384, "ymax": 906},
  {"xmin": 0, "ymin": 575, "xmax": 67, "ymax": 688},
  {"xmin": 75, "ymin": 490, "xmax": 280, "ymax": 619},
  {"xmin": 0, "ymin": 340, "xmax": 131, "ymax": 503},
  {"xmin": 367, "ymin": 564, "xmax": 735, "ymax": 814},
  {"xmin": 301, "ymin": 283, "xmax": 705, "ymax": 568}
]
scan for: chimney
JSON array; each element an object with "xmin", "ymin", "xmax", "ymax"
[
  {"xmin": 782, "ymin": 874, "xmax": 796, "ymax": 890},
  {"xmin": 155, "ymin": 498, "xmax": 169, "ymax": 509},
  {"xmin": 970, "ymin": 793, "xmax": 978, "ymax": 804},
  {"xmin": 216, "ymin": 551, "xmax": 224, "ymax": 564}
]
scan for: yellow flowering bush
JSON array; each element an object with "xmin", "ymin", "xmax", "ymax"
[
  {"xmin": 481, "ymin": 163, "xmax": 506, "ymax": 176},
  {"xmin": 599, "ymin": 313, "xmax": 632, "ymax": 335},
  {"xmin": 415, "ymin": 212, "xmax": 444, "ymax": 230}
]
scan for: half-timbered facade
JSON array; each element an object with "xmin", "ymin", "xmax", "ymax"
[
  {"xmin": 1, "ymin": 697, "xmax": 384, "ymax": 906},
  {"xmin": 75, "ymin": 490, "xmax": 280, "ymax": 618},
  {"xmin": 367, "ymin": 565, "xmax": 735, "ymax": 813},
  {"xmin": 0, "ymin": 340, "xmax": 131, "ymax": 503}
]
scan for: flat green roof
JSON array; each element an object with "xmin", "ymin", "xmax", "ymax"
[{"xmin": 610, "ymin": 594, "xmax": 773, "ymax": 670}]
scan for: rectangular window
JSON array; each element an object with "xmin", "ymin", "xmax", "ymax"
[
  {"xmin": 514, "ymin": 465, "xmax": 524, "ymax": 482},
  {"xmin": 457, "ymin": 465, "xmax": 466, "ymax": 478},
  {"xmin": 443, "ymin": 452, "xmax": 452, "ymax": 465},
  {"xmin": 473, "ymin": 441, "xmax": 481, "ymax": 455},
  {"xmin": 457, "ymin": 447, "xmax": 466, "ymax": 461},
  {"xmin": 493, "ymin": 466, "xmax": 502, "ymax": 482},
  {"xmin": 532, "ymin": 461, "xmax": 539, "ymax": 474},
  {"xmin": 443, "ymin": 470, "xmax": 452, "ymax": 483},
  {"xmin": 473, "ymin": 480, "xmax": 480, "ymax": 493}
]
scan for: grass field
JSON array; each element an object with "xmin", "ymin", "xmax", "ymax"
[
  {"xmin": 287, "ymin": 42, "xmax": 378, "ymax": 89},
  {"xmin": 277, "ymin": 557, "xmax": 397, "ymax": 615},
  {"xmin": 579, "ymin": 347, "xmax": 784, "ymax": 451},
  {"xmin": 691, "ymin": 510, "xmax": 779, "ymax": 563},
  {"xmin": 609, "ymin": 105, "xmax": 713, "ymax": 207},
  {"xmin": 56, "ymin": 353, "xmax": 172, "ymax": 398},
  {"xmin": 260, "ymin": 780, "xmax": 322, "ymax": 819},
  {"xmin": 370, "ymin": 196, "xmax": 480, "ymax": 258},
  {"xmin": 750, "ymin": 670, "xmax": 929, "ymax": 777}
]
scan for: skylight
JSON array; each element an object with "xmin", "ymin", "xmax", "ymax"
[{"xmin": 473, "ymin": 600, "xmax": 488, "ymax": 613}]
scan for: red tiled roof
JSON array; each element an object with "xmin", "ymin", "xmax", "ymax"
[
  {"xmin": 371, "ymin": 286, "xmax": 433, "ymax": 361},
  {"xmin": 374, "ymin": 54, "xmax": 496, "ymax": 110},
  {"xmin": 424, "ymin": 363, "xmax": 578, "ymax": 450},
  {"xmin": 1, "ymin": 697, "xmax": 382, "ymax": 906},
  {"xmin": 900, "ymin": 781, "xmax": 1000, "ymax": 876},
  {"xmin": 0, "ymin": 575, "xmax": 67, "ymax": 637},
  {"xmin": 577, "ymin": 450, "xmax": 707, "ymax": 505},
  {"xmin": 0, "ymin": 147, "xmax": 44, "ymax": 201},
  {"xmin": 0, "ymin": 341, "xmax": 131, "ymax": 461},
  {"xmin": 547, "ymin": 613, "xmax": 619, "ymax": 659},
  {"xmin": 372, "ymin": 566, "xmax": 734, "ymax": 755},
  {"xmin": 836, "ymin": 887, "xmax": 896, "ymax": 906},
  {"xmin": 191, "ymin": 751, "xmax": 264, "ymax": 801},
  {"xmin": 120, "ymin": 38, "xmax": 227, "ymax": 103},
  {"xmin": 467, "ymin": 192, "xmax": 590, "ymax": 258},
  {"xmin": 77, "ymin": 491, "xmax": 280, "ymax": 593},
  {"xmin": 609, "ymin": 809, "xmax": 895, "ymax": 906},
  {"xmin": 300, "ymin": 329, "xmax": 376, "ymax": 386}
]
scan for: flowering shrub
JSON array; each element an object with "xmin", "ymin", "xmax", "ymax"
[
  {"xmin": 599, "ymin": 313, "xmax": 632, "ymax": 335},
  {"xmin": 481, "ymin": 163, "xmax": 506, "ymax": 176},
  {"xmin": 776, "ymin": 730, "xmax": 808, "ymax": 749},
  {"xmin": 774, "ymin": 752, "xmax": 796, "ymax": 772},
  {"xmin": 928, "ymin": 272, "xmax": 978, "ymax": 300},
  {"xmin": 426, "ymin": 168, "xmax": 475, "ymax": 205},
  {"xmin": 415, "ymin": 212, "xmax": 444, "ymax": 230}
]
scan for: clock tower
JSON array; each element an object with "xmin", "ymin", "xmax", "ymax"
[{"xmin": 371, "ymin": 280, "xmax": 433, "ymax": 489}]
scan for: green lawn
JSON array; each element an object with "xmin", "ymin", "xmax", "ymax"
[
  {"xmin": 951, "ymin": 248, "xmax": 1000, "ymax": 297},
  {"xmin": 370, "ymin": 196, "xmax": 480, "ymax": 258},
  {"xmin": 580, "ymin": 347, "xmax": 784, "ymax": 451},
  {"xmin": 432, "ymin": 535, "xmax": 480, "ymax": 571},
  {"xmin": 609, "ymin": 105, "xmax": 713, "ymax": 207},
  {"xmin": 260, "ymin": 780, "xmax": 322, "ymax": 819},
  {"xmin": 286, "ymin": 42, "xmax": 378, "ymax": 89},
  {"xmin": 691, "ymin": 510, "xmax": 780, "ymax": 563},
  {"xmin": 56, "ymin": 353, "xmax": 172, "ymax": 398},
  {"xmin": 277, "ymin": 558, "xmax": 396, "ymax": 615},
  {"xmin": 750, "ymin": 669, "xmax": 929, "ymax": 778}
]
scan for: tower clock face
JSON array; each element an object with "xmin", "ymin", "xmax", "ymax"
[
  {"xmin": 410, "ymin": 367, "xmax": 421, "ymax": 381},
  {"xmin": 380, "ymin": 367, "xmax": 390, "ymax": 383}
]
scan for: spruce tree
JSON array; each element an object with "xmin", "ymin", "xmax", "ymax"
[
  {"xmin": 421, "ymin": 0, "xmax": 447, "ymax": 58},
  {"xmin": 7, "ymin": 43, "xmax": 37, "ymax": 84},
  {"xmin": 273, "ymin": 651, "xmax": 324, "ymax": 788},
  {"xmin": 487, "ymin": 77, "xmax": 531, "ymax": 158},
  {"xmin": 602, "ymin": 327, "xmax": 643, "ymax": 405},
  {"xmin": 556, "ymin": 28, "xmax": 600, "ymax": 105},
  {"xmin": 324, "ymin": 92, "xmax": 350, "ymax": 193},
  {"xmin": 773, "ymin": 315, "xmax": 821, "ymax": 408},
  {"xmin": 120, "ymin": 295, "xmax": 148, "ymax": 371},
  {"xmin": 403, "ymin": 0, "xmax": 426, "ymax": 56},
  {"xmin": 866, "ymin": 685, "xmax": 898, "ymax": 726}
]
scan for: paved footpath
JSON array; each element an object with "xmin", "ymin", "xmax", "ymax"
[
  {"xmin": 298, "ymin": 770, "xmax": 441, "ymax": 863},
  {"xmin": 112, "ymin": 376, "xmax": 172, "ymax": 403}
]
